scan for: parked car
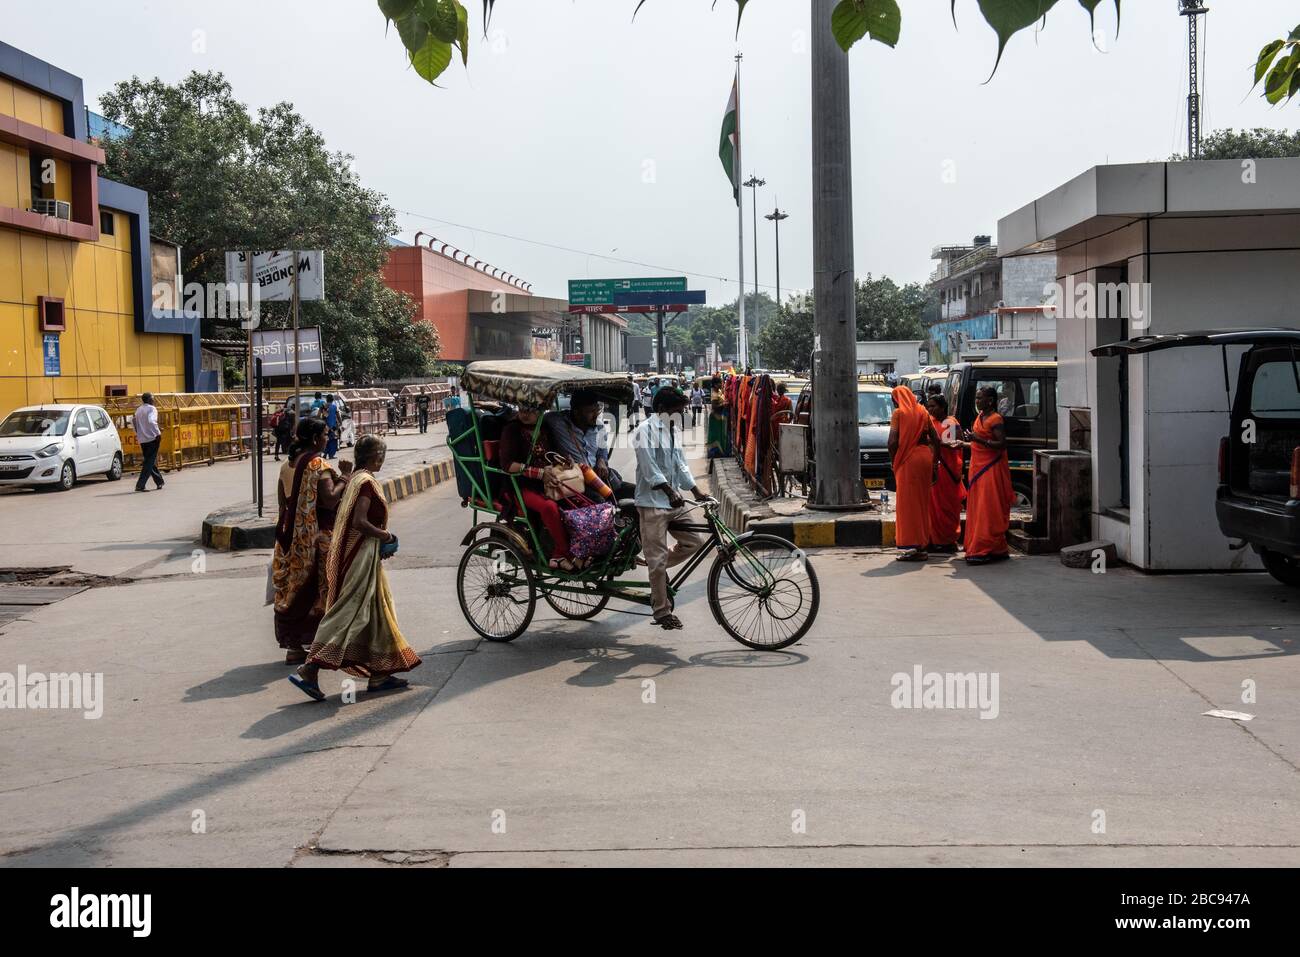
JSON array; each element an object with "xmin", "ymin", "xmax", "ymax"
[
  {"xmin": 1093, "ymin": 329, "xmax": 1300, "ymax": 586},
  {"xmin": 857, "ymin": 379, "xmax": 897, "ymax": 491},
  {"xmin": 0, "ymin": 404, "xmax": 124, "ymax": 491},
  {"xmin": 945, "ymin": 360, "xmax": 1058, "ymax": 506}
]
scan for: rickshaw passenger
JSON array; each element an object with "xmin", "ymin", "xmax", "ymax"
[
  {"xmin": 499, "ymin": 406, "xmax": 583, "ymax": 572},
  {"xmin": 544, "ymin": 389, "xmax": 635, "ymax": 501}
]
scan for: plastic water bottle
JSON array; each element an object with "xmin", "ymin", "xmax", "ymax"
[{"xmin": 880, "ymin": 490, "xmax": 890, "ymax": 512}]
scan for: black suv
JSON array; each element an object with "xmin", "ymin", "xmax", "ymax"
[{"xmin": 1094, "ymin": 330, "xmax": 1300, "ymax": 586}]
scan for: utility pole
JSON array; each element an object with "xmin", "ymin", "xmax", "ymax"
[
  {"xmin": 1179, "ymin": 0, "xmax": 1208, "ymax": 159},
  {"xmin": 765, "ymin": 206, "xmax": 788, "ymax": 308},
  {"xmin": 809, "ymin": 0, "xmax": 861, "ymax": 510},
  {"xmin": 744, "ymin": 173, "xmax": 765, "ymax": 365}
]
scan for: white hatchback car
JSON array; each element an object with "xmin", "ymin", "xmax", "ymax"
[{"xmin": 0, "ymin": 404, "xmax": 125, "ymax": 491}]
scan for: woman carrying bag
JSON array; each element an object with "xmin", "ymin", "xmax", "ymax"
[{"xmin": 499, "ymin": 405, "xmax": 587, "ymax": 572}]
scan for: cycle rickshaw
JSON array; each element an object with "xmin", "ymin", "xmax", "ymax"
[{"xmin": 448, "ymin": 359, "xmax": 819, "ymax": 650}]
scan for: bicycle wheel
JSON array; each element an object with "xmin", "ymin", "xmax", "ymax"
[
  {"xmin": 543, "ymin": 576, "xmax": 611, "ymax": 619},
  {"xmin": 457, "ymin": 537, "xmax": 537, "ymax": 642},
  {"xmin": 706, "ymin": 534, "xmax": 819, "ymax": 650}
]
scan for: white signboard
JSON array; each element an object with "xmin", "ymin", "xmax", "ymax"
[
  {"xmin": 225, "ymin": 250, "xmax": 326, "ymax": 302},
  {"xmin": 252, "ymin": 327, "xmax": 324, "ymax": 376},
  {"xmin": 966, "ymin": 338, "xmax": 1032, "ymax": 359}
]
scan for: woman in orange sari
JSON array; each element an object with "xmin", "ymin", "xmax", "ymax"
[
  {"xmin": 888, "ymin": 385, "xmax": 936, "ymax": 562},
  {"xmin": 926, "ymin": 393, "xmax": 965, "ymax": 554},
  {"xmin": 961, "ymin": 387, "xmax": 1014, "ymax": 565}
]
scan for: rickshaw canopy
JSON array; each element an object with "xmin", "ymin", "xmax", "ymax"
[{"xmin": 461, "ymin": 359, "xmax": 635, "ymax": 408}]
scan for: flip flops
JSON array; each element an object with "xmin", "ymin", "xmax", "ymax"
[
  {"xmin": 287, "ymin": 672, "xmax": 325, "ymax": 702},
  {"xmin": 367, "ymin": 676, "xmax": 410, "ymax": 693},
  {"xmin": 653, "ymin": 613, "xmax": 684, "ymax": 630}
]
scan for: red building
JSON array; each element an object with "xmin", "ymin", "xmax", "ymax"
[{"xmin": 382, "ymin": 235, "xmax": 626, "ymax": 369}]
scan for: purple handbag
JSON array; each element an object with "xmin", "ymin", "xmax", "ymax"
[{"xmin": 561, "ymin": 493, "xmax": 617, "ymax": 560}]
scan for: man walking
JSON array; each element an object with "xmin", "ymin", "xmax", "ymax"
[
  {"xmin": 633, "ymin": 387, "xmax": 709, "ymax": 630},
  {"xmin": 690, "ymin": 384, "xmax": 705, "ymax": 428},
  {"xmin": 416, "ymin": 391, "xmax": 431, "ymax": 434},
  {"xmin": 324, "ymin": 394, "xmax": 340, "ymax": 459},
  {"xmin": 132, "ymin": 392, "xmax": 165, "ymax": 492}
]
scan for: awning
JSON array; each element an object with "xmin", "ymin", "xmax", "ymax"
[{"xmin": 1093, "ymin": 328, "xmax": 1300, "ymax": 357}]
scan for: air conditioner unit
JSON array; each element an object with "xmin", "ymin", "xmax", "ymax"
[{"xmin": 31, "ymin": 198, "xmax": 71, "ymax": 220}]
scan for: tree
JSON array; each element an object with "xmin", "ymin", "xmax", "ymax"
[
  {"xmin": 756, "ymin": 300, "xmax": 815, "ymax": 374},
  {"xmin": 1171, "ymin": 127, "xmax": 1300, "ymax": 161},
  {"xmin": 756, "ymin": 274, "xmax": 933, "ymax": 373},
  {"xmin": 853, "ymin": 274, "xmax": 932, "ymax": 342},
  {"xmin": 99, "ymin": 71, "xmax": 439, "ymax": 383}
]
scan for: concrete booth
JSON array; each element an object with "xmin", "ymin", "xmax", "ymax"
[{"xmin": 998, "ymin": 159, "xmax": 1300, "ymax": 571}]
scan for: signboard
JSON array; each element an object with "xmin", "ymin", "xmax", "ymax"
[
  {"xmin": 225, "ymin": 250, "xmax": 326, "ymax": 302},
  {"xmin": 625, "ymin": 336, "xmax": 653, "ymax": 367},
  {"xmin": 251, "ymin": 327, "xmax": 325, "ymax": 376},
  {"xmin": 42, "ymin": 335, "xmax": 59, "ymax": 376},
  {"xmin": 569, "ymin": 303, "xmax": 699, "ymax": 315},
  {"xmin": 564, "ymin": 353, "xmax": 591, "ymax": 368},
  {"xmin": 966, "ymin": 338, "xmax": 1032, "ymax": 359},
  {"xmin": 568, "ymin": 277, "xmax": 687, "ymax": 306}
]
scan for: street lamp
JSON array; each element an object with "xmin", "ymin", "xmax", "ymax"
[
  {"xmin": 743, "ymin": 173, "xmax": 765, "ymax": 366},
  {"xmin": 764, "ymin": 206, "xmax": 789, "ymax": 309}
]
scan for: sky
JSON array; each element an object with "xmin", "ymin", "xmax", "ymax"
[{"xmin": 7, "ymin": 1, "xmax": 1297, "ymax": 306}]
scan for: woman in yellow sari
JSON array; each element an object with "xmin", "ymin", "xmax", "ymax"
[{"xmin": 289, "ymin": 435, "xmax": 421, "ymax": 700}]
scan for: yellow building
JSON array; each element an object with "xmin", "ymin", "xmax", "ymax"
[{"xmin": 0, "ymin": 41, "xmax": 198, "ymax": 418}]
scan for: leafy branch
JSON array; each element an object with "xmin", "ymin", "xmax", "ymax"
[{"xmin": 1254, "ymin": 25, "xmax": 1300, "ymax": 106}]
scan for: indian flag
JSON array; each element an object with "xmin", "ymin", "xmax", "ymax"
[{"xmin": 719, "ymin": 75, "xmax": 739, "ymax": 205}]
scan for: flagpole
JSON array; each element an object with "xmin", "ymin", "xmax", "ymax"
[{"xmin": 735, "ymin": 52, "xmax": 747, "ymax": 370}]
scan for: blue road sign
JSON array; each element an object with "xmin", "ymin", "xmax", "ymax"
[{"xmin": 43, "ymin": 335, "xmax": 60, "ymax": 376}]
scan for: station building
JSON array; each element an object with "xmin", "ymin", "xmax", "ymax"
[
  {"xmin": 998, "ymin": 159, "xmax": 1300, "ymax": 571},
  {"xmin": 383, "ymin": 235, "xmax": 626, "ymax": 371},
  {"xmin": 0, "ymin": 41, "xmax": 199, "ymax": 418}
]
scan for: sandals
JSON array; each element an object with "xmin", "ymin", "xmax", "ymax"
[
  {"xmin": 653, "ymin": 613, "xmax": 684, "ymax": 630},
  {"xmin": 550, "ymin": 557, "xmax": 577, "ymax": 573},
  {"xmin": 284, "ymin": 649, "xmax": 308, "ymax": 666},
  {"xmin": 367, "ymin": 676, "xmax": 410, "ymax": 693},
  {"xmin": 895, "ymin": 550, "xmax": 929, "ymax": 563},
  {"xmin": 287, "ymin": 672, "xmax": 325, "ymax": 702}
]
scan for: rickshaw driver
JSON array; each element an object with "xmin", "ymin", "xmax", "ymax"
[{"xmin": 633, "ymin": 387, "xmax": 710, "ymax": 631}]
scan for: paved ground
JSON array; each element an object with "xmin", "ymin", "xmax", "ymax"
[{"xmin": 1, "ymin": 429, "xmax": 1298, "ymax": 867}]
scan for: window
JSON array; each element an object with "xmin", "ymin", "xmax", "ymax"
[
  {"xmin": 91, "ymin": 409, "xmax": 112, "ymax": 432},
  {"xmin": 976, "ymin": 377, "xmax": 1042, "ymax": 420},
  {"xmin": 73, "ymin": 410, "xmax": 92, "ymax": 435},
  {"xmin": 857, "ymin": 391, "xmax": 894, "ymax": 426},
  {"xmin": 0, "ymin": 410, "xmax": 69, "ymax": 437},
  {"xmin": 37, "ymin": 296, "xmax": 65, "ymax": 332},
  {"xmin": 100, "ymin": 210, "xmax": 115, "ymax": 236},
  {"xmin": 1249, "ymin": 361, "xmax": 1300, "ymax": 419}
]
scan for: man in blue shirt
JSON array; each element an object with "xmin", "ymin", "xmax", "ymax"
[
  {"xmin": 633, "ymin": 386, "xmax": 708, "ymax": 630},
  {"xmin": 544, "ymin": 389, "xmax": 634, "ymax": 500},
  {"xmin": 324, "ymin": 394, "xmax": 340, "ymax": 459}
]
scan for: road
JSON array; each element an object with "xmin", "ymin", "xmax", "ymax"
[{"xmin": 1, "ymin": 426, "xmax": 1299, "ymax": 867}]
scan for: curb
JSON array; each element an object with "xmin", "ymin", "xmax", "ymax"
[
  {"xmin": 202, "ymin": 452, "xmax": 455, "ymax": 552},
  {"xmin": 748, "ymin": 515, "xmax": 896, "ymax": 548}
]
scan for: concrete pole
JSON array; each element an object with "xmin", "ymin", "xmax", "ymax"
[{"xmin": 809, "ymin": 0, "xmax": 862, "ymax": 509}]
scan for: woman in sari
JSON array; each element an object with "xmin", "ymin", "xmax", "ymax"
[
  {"xmin": 706, "ymin": 377, "xmax": 731, "ymax": 459},
  {"xmin": 289, "ymin": 435, "xmax": 421, "ymax": 700},
  {"xmin": 273, "ymin": 419, "xmax": 344, "ymax": 664},
  {"xmin": 961, "ymin": 387, "xmax": 1014, "ymax": 565},
  {"xmin": 888, "ymin": 385, "xmax": 937, "ymax": 562},
  {"xmin": 926, "ymin": 393, "xmax": 965, "ymax": 555}
]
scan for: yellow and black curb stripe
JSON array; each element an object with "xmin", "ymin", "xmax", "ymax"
[
  {"xmin": 378, "ymin": 457, "xmax": 455, "ymax": 504},
  {"xmin": 203, "ymin": 454, "xmax": 457, "ymax": 552},
  {"xmin": 749, "ymin": 517, "xmax": 897, "ymax": 549}
]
